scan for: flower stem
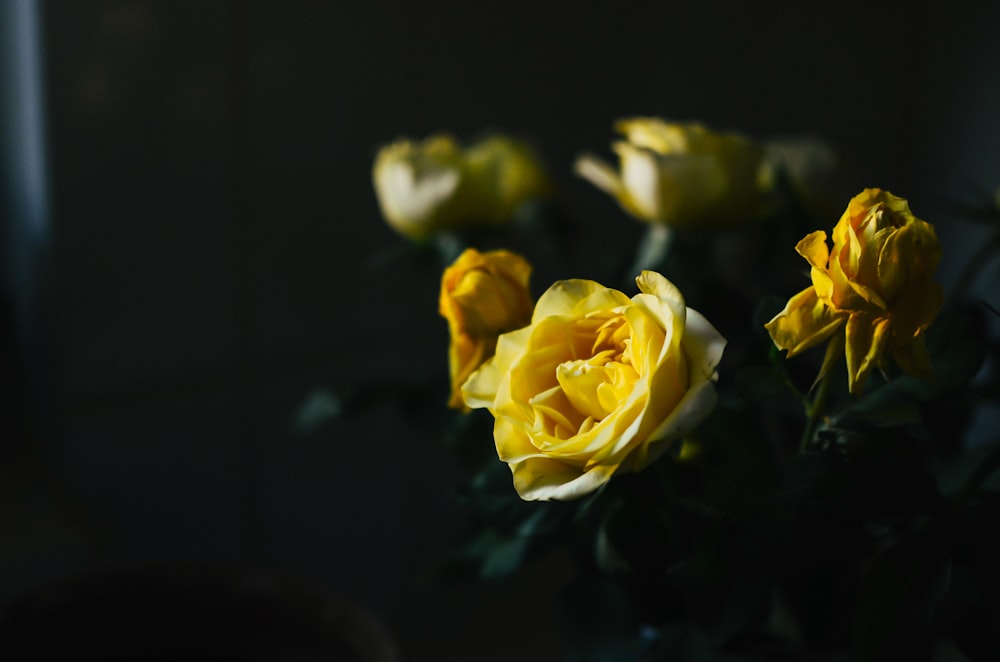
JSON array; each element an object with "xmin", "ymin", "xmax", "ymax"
[
  {"xmin": 628, "ymin": 224, "xmax": 674, "ymax": 278},
  {"xmin": 800, "ymin": 371, "xmax": 831, "ymax": 453},
  {"xmin": 434, "ymin": 232, "xmax": 468, "ymax": 267}
]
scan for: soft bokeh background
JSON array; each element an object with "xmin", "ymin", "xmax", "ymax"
[{"xmin": 2, "ymin": 1, "xmax": 998, "ymax": 658}]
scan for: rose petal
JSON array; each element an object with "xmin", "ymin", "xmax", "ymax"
[
  {"xmin": 574, "ymin": 153, "xmax": 625, "ymax": 197},
  {"xmin": 532, "ymin": 279, "xmax": 628, "ymax": 322},
  {"xmin": 614, "ymin": 141, "xmax": 664, "ymax": 220},
  {"xmin": 765, "ymin": 287, "xmax": 848, "ymax": 358},
  {"xmin": 462, "ymin": 325, "xmax": 533, "ymax": 410},
  {"xmin": 511, "ymin": 456, "xmax": 620, "ymax": 501},
  {"xmin": 889, "ymin": 332, "xmax": 934, "ymax": 380},
  {"xmin": 683, "ymin": 307, "xmax": 728, "ymax": 379},
  {"xmin": 795, "ymin": 231, "xmax": 829, "ymax": 270},
  {"xmin": 640, "ymin": 371, "xmax": 719, "ymax": 459},
  {"xmin": 845, "ymin": 313, "xmax": 891, "ymax": 394}
]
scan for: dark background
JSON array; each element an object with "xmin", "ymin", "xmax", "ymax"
[{"xmin": 2, "ymin": 1, "xmax": 999, "ymax": 659}]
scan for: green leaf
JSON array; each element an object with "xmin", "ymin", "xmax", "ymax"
[
  {"xmin": 593, "ymin": 494, "xmax": 689, "ymax": 579},
  {"xmin": 937, "ymin": 437, "xmax": 1000, "ymax": 497},
  {"xmin": 479, "ymin": 534, "xmax": 531, "ymax": 579},
  {"xmin": 644, "ymin": 622, "xmax": 717, "ymax": 662},
  {"xmin": 853, "ymin": 402, "xmax": 923, "ymax": 428},
  {"xmin": 594, "ymin": 520, "xmax": 631, "ymax": 576},
  {"xmin": 572, "ymin": 478, "xmax": 613, "ymax": 524},
  {"xmin": 706, "ymin": 577, "xmax": 772, "ymax": 648},
  {"xmin": 452, "ymin": 528, "xmax": 531, "ymax": 580},
  {"xmin": 516, "ymin": 502, "xmax": 565, "ymax": 538},
  {"xmin": 765, "ymin": 587, "xmax": 804, "ymax": 645},
  {"xmin": 455, "ymin": 462, "xmax": 527, "ymax": 519},
  {"xmin": 850, "ymin": 534, "xmax": 951, "ymax": 661},
  {"xmin": 291, "ymin": 387, "xmax": 342, "ymax": 434}
]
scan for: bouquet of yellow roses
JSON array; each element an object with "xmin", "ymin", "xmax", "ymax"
[{"xmin": 364, "ymin": 120, "xmax": 998, "ymax": 660}]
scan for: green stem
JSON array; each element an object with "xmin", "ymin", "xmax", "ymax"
[
  {"xmin": 628, "ymin": 223, "xmax": 674, "ymax": 278},
  {"xmin": 800, "ymin": 371, "xmax": 832, "ymax": 453},
  {"xmin": 433, "ymin": 231, "xmax": 466, "ymax": 268},
  {"xmin": 798, "ymin": 332, "xmax": 843, "ymax": 452}
]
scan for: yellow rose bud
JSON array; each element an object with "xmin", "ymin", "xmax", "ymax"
[
  {"xmin": 574, "ymin": 118, "xmax": 774, "ymax": 228},
  {"xmin": 439, "ymin": 248, "xmax": 534, "ymax": 410},
  {"xmin": 462, "ymin": 271, "xmax": 726, "ymax": 501},
  {"xmin": 373, "ymin": 134, "xmax": 549, "ymax": 240},
  {"xmin": 765, "ymin": 188, "xmax": 943, "ymax": 394}
]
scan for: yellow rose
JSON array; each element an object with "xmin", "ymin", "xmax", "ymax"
[
  {"xmin": 765, "ymin": 188, "xmax": 943, "ymax": 394},
  {"xmin": 439, "ymin": 248, "xmax": 534, "ymax": 410},
  {"xmin": 463, "ymin": 136, "xmax": 550, "ymax": 222},
  {"xmin": 574, "ymin": 118, "xmax": 774, "ymax": 228},
  {"xmin": 462, "ymin": 271, "xmax": 726, "ymax": 501},
  {"xmin": 373, "ymin": 134, "xmax": 549, "ymax": 240}
]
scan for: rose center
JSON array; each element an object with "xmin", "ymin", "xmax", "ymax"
[{"xmin": 555, "ymin": 349, "xmax": 638, "ymax": 422}]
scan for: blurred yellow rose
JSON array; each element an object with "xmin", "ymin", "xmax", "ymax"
[
  {"xmin": 574, "ymin": 118, "xmax": 774, "ymax": 228},
  {"xmin": 439, "ymin": 248, "xmax": 534, "ymax": 410},
  {"xmin": 373, "ymin": 133, "xmax": 549, "ymax": 240},
  {"xmin": 765, "ymin": 188, "xmax": 942, "ymax": 394},
  {"xmin": 462, "ymin": 271, "xmax": 725, "ymax": 501},
  {"xmin": 463, "ymin": 136, "xmax": 550, "ymax": 221}
]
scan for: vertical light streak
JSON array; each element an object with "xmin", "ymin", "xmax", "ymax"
[{"xmin": 2, "ymin": 0, "xmax": 50, "ymax": 319}]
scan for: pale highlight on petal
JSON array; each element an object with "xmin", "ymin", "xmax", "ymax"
[
  {"xmin": 512, "ymin": 457, "xmax": 620, "ymax": 502},
  {"xmin": 574, "ymin": 154, "xmax": 625, "ymax": 197},
  {"xmin": 375, "ymin": 160, "xmax": 460, "ymax": 231},
  {"xmin": 615, "ymin": 142, "xmax": 663, "ymax": 220},
  {"xmin": 680, "ymin": 308, "xmax": 727, "ymax": 380}
]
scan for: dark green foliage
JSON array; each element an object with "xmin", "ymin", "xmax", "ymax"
[{"xmin": 327, "ymin": 178, "xmax": 1000, "ymax": 659}]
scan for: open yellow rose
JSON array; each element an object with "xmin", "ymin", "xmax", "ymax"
[
  {"xmin": 765, "ymin": 188, "xmax": 942, "ymax": 394},
  {"xmin": 462, "ymin": 271, "xmax": 725, "ymax": 501},
  {"xmin": 574, "ymin": 118, "xmax": 774, "ymax": 228},
  {"xmin": 439, "ymin": 248, "xmax": 534, "ymax": 410},
  {"xmin": 373, "ymin": 134, "xmax": 549, "ymax": 240}
]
